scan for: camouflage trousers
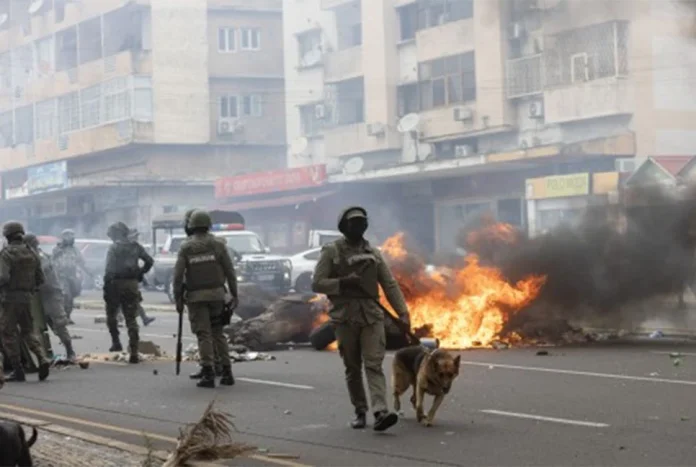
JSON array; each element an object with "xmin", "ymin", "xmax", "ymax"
[
  {"xmin": 39, "ymin": 290, "xmax": 72, "ymax": 351},
  {"xmin": 0, "ymin": 301, "xmax": 49, "ymax": 365},
  {"xmin": 104, "ymin": 280, "xmax": 141, "ymax": 353},
  {"xmin": 187, "ymin": 301, "xmax": 230, "ymax": 368},
  {"xmin": 59, "ymin": 276, "xmax": 78, "ymax": 319}
]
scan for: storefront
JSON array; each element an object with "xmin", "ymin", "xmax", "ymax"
[
  {"xmin": 525, "ymin": 172, "xmax": 621, "ymax": 237},
  {"xmin": 213, "ymin": 164, "xmax": 339, "ymax": 254}
]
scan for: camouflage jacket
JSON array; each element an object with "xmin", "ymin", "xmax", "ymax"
[
  {"xmin": 37, "ymin": 250, "xmax": 63, "ymax": 295},
  {"xmin": 311, "ymin": 238, "xmax": 409, "ymax": 325},
  {"xmin": 0, "ymin": 241, "xmax": 45, "ymax": 303},
  {"xmin": 104, "ymin": 240, "xmax": 154, "ymax": 282},
  {"xmin": 52, "ymin": 244, "xmax": 86, "ymax": 277}
]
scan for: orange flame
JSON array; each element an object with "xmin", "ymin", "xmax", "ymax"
[
  {"xmin": 380, "ymin": 231, "xmax": 546, "ymax": 349},
  {"xmin": 312, "ymin": 311, "xmax": 338, "ymax": 351}
]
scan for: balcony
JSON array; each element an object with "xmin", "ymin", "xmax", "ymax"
[
  {"xmin": 544, "ymin": 77, "xmax": 633, "ymax": 124},
  {"xmin": 506, "ymin": 54, "xmax": 543, "ymax": 99},
  {"xmin": 324, "ymin": 123, "xmax": 401, "ymax": 159},
  {"xmin": 321, "ymin": 0, "xmax": 357, "ymax": 10},
  {"xmin": 323, "ymin": 47, "xmax": 363, "ymax": 83},
  {"xmin": 416, "ymin": 18, "xmax": 474, "ymax": 63}
]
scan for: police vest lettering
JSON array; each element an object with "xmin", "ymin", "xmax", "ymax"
[
  {"xmin": 346, "ymin": 253, "xmax": 377, "ymax": 266},
  {"xmin": 189, "ymin": 253, "xmax": 216, "ymax": 264}
]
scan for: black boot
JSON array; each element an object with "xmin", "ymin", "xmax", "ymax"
[
  {"xmin": 129, "ymin": 350, "xmax": 140, "ymax": 364},
  {"xmin": 7, "ymin": 359, "xmax": 26, "ymax": 382},
  {"xmin": 189, "ymin": 366, "xmax": 205, "ymax": 379},
  {"xmin": 214, "ymin": 364, "xmax": 223, "ymax": 376},
  {"xmin": 109, "ymin": 332, "xmax": 123, "ymax": 352},
  {"xmin": 196, "ymin": 366, "xmax": 215, "ymax": 388},
  {"xmin": 143, "ymin": 317, "xmax": 156, "ymax": 326},
  {"xmin": 64, "ymin": 340, "xmax": 77, "ymax": 362},
  {"xmin": 38, "ymin": 361, "xmax": 50, "ymax": 381},
  {"xmin": 219, "ymin": 365, "xmax": 235, "ymax": 386},
  {"xmin": 350, "ymin": 412, "xmax": 367, "ymax": 429},
  {"xmin": 373, "ymin": 410, "xmax": 398, "ymax": 432}
]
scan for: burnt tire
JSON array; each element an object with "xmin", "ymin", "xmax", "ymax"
[
  {"xmin": 309, "ymin": 321, "xmax": 336, "ymax": 351},
  {"xmin": 294, "ymin": 273, "xmax": 313, "ymax": 293}
]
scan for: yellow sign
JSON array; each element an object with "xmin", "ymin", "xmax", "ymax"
[{"xmin": 544, "ymin": 173, "xmax": 589, "ymax": 198}]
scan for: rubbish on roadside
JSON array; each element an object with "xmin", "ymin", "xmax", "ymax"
[
  {"xmin": 184, "ymin": 343, "xmax": 276, "ymax": 363},
  {"xmin": 649, "ymin": 330, "xmax": 664, "ymax": 339},
  {"xmin": 78, "ymin": 361, "xmax": 89, "ymax": 369},
  {"xmin": 257, "ymin": 448, "xmax": 269, "ymax": 453},
  {"xmin": 138, "ymin": 340, "xmax": 163, "ymax": 357},
  {"xmin": 649, "ymin": 372, "xmax": 659, "ymax": 376},
  {"xmin": 71, "ymin": 334, "xmax": 83, "ymax": 340},
  {"xmin": 283, "ymin": 410, "xmax": 292, "ymax": 415},
  {"xmin": 161, "ymin": 400, "xmax": 255, "ymax": 467},
  {"xmin": 670, "ymin": 352, "xmax": 684, "ymax": 358},
  {"xmin": 681, "ymin": 416, "xmax": 690, "ymax": 421},
  {"xmin": 153, "ymin": 369, "xmax": 159, "ymax": 375},
  {"xmin": 536, "ymin": 350, "xmax": 549, "ymax": 356},
  {"xmin": 673, "ymin": 357, "xmax": 683, "ymax": 367},
  {"xmin": 94, "ymin": 317, "xmax": 106, "ymax": 324},
  {"xmin": 491, "ymin": 340, "xmax": 508, "ymax": 350}
]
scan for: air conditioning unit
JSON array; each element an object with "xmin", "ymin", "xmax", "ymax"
[
  {"xmin": 615, "ymin": 158, "xmax": 636, "ymax": 173},
  {"xmin": 453, "ymin": 107, "xmax": 473, "ymax": 122},
  {"xmin": 217, "ymin": 118, "xmax": 240, "ymax": 135},
  {"xmin": 315, "ymin": 104, "xmax": 326, "ymax": 119},
  {"xmin": 366, "ymin": 122, "xmax": 385, "ymax": 136},
  {"xmin": 528, "ymin": 101, "xmax": 544, "ymax": 119},
  {"xmin": 455, "ymin": 145, "xmax": 474, "ymax": 158},
  {"xmin": 508, "ymin": 22, "xmax": 525, "ymax": 40}
]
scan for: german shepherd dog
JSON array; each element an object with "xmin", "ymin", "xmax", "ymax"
[
  {"xmin": 0, "ymin": 421, "xmax": 38, "ymax": 466},
  {"xmin": 392, "ymin": 346, "xmax": 461, "ymax": 427}
]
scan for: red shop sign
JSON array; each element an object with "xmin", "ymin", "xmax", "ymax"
[{"xmin": 215, "ymin": 165, "xmax": 327, "ymax": 198}]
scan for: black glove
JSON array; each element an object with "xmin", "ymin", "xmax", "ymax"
[{"xmin": 339, "ymin": 273, "xmax": 362, "ymax": 289}]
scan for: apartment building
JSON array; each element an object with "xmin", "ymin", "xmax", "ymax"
[
  {"xmin": 283, "ymin": 0, "xmax": 696, "ymax": 252},
  {"xmin": 0, "ymin": 0, "xmax": 285, "ymax": 237}
]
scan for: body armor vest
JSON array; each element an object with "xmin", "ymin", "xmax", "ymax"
[
  {"xmin": 330, "ymin": 240, "xmax": 379, "ymax": 298},
  {"xmin": 6, "ymin": 244, "xmax": 39, "ymax": 291},
  {"xmin": 184, "ymin": 236, "xmax": 225, "ymax": 292}
]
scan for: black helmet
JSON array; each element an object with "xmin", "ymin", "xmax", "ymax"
[
  {"xmin": 24, "ymin": 232, "xmax": 39, "ymax": 249},
  {"xmin": 3, "ymin": 221, "xmax": 25, "ymax": 238},
  {"xmin": 188, "ymin": 210, "xmax": 213, "ymax": 230},
  {"xmin": 107, "ymin": 222, "xmax": 129, "ymax": 240},
  {"xmin": 337, "ymin": 206, "xmax": 367, "ymax": 233}
]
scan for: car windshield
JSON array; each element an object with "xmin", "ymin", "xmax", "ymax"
[
  {"xmin": 168, "ymin": 237, "xmax": 186, "ymax": 254},
  {"xmin": 220, "ymin": 234, "xmax": 265, "ymax": 254}
]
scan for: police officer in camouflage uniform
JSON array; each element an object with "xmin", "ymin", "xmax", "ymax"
[
  {"xmin": 24, "ymin": 233, "xmax": 77, "ymax": 362},
  {"xmin": 173, "ymin": 210, "xmax": 237, "ymax": 388},
  {"xmin": 104, "ymin": 222, "xmax": 154, "ymax": 363},
  {"xmin": 312, "ymin": 207, "xmax": 410, "ymax": 431},
  {"xmin": 116, "ymin": 228, "xmax": 156, "ymax": 327},
  {"xmin": 0, "ymin": 221, "xmax": 50, "ymax": 382},
  {"xmin": 52, "ymin": 229, "xmax": 88, "ymax": 324}
]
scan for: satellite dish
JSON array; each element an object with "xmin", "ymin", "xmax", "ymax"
[
  {"xmin": 0, "ymin": 14, "xmax": 8, "ymax": 26},
  {"xmin": 290, "ymin": 137, "xmax": 309, "ymax": 155},
  {"xmin": 397, "ymin": 113, "xmax": 420, "ymax": 133},
  {"xmin": 302, "ymin": 49, "xmax": 322, "ymax": 67},
  {"xmin": 343, "ymin": 157, "xmax": 364, "ymax": 174},
  {"xmin": 28, "ymin": 0, "xmax": 44, "ymax": 15}
]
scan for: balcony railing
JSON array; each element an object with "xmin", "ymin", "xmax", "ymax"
[{"xmin": 506, "ymin": 54, "xmax": 543, "ymax": 99}]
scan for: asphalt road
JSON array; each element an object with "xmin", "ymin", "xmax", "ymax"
[{"xmin": 4, "ymin": 306, "xmax": 696, "ymax": 466}]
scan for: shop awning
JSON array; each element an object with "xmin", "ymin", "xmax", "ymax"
[{"xmin": 214, "ymin": 189, "xmax": 337, "ymax": 211}]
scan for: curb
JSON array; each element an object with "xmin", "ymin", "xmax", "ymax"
[
  {"xmin": 0, "ymin": 411, "xmax": 223, "ymax": 466},
  {"xmin": 76, "ymin": 300, "xmax": 175, "ymax": 312}
]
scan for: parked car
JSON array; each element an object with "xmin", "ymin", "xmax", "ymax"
[
  {"xmin": 288, "ymin": 247, "xmax": 322, "ymax": 292},
  {"xmin": 37, "ymin": 235, "xmax": 60, "ymax": 255}
]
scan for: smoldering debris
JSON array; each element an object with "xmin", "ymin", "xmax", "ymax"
[{"xmin": 463, "ymin": 183, "xmax": 696, "ymax": 340}]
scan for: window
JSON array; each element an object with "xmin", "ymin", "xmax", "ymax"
[
  {"xmin": 304, "ymin": 250, "xmax": 321, "ymax": 261},
  {"xmin": 35, "ymin": 99, "xmax": 57, "ymax": 140},
  {"xmin": 242, "ymin": 95, "xmax": 262, "ymax": 117},
  {"xmin": 80, "ymin": 85, "xmax": 101, "ymax": 128},
  {"xmin": 218, "ymin": 27, "xmax": 236, "ymax": 52},
  {"xmin": 103, "ymin": 77, "xmax": 130, "ymax": 122},
  {"xmin": 13, "ymin": 44, "xmax": 35, "ymax": 88},
  {"xmin": 219, "ymin": 96, "xmax": 239, "ymax": 118},
  {"xmin": 338, "ymin": 22, "xmax": 362, "ymax": 49},
  {"xmin": 35, "ymin": 36, "xmax": 54, "ymax": 77},
  {"xmin": 397, "ymin": 83, "xmax": 418, "ymax": 117},
  {"xmin": 418, "ymin": 0, "xmax": 473, "ymax": 30},
  {"xmin": 0, "ymin": 53, "xmax": 10, "ymax": 90},
  {"xmin": 133, "ymin": 76, "xmax": 153, "ymax": 122},
  {"xmin": 336, "ymin": 78, "xmax": 364, "ymax": 125},
  {"xmin": 240, "ymin": 28, "xmax": 260, "ymax": 50},
  {"xmin": 103, "ymin": 7, "xmax": 143, "ymax": 57},
  {"xmin": 78, "ymin": 17, "xmax": 103, "ymax": 64},
  {"xmin": 418, "ymin": 52, "xmax": 476, "ymax": 110},
  {"xmin": 14, "ymin": 105, "xmax": 34, "ymax": 145},
  {"xmin": 297, "ymin": 30, "xmax": 322, "ymax": 67},
  {"xmin": 59, "ymin": 92, "xmax": 80, "ymax": 133},
  {"xmin": 398, "ymin": 3, "xmax": 418, "ymax": 41},
  {"xmin": 0, "ymin": 111, "xmax": 13, "ymax": 147},
  {"xmin": 299, "ymin": 103, "xmax": 325, "ymax": 136},
  {"xmin": 56, "ymin": 26, "xmax": 78, "ymax": 71}
]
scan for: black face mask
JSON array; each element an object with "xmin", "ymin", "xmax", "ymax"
[{"xmin": 343, "ymin": 218, "xmax": 368, "ymax": 242}]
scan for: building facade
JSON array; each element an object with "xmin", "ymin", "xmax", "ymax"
[
  {"xmin": 0, "ymin": 0, "xmax": 286, "ymax": 238},
  {"xmin": 281, "ymin": 0, "xmax": 696, "ymax": 253}
]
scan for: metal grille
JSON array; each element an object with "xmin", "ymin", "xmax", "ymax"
[
  {"xmin": 249, "ymin": 261, "xmax": 282, "ymax": 273},
  {"xmin": 507, "ymin": 54, "xmax": 543, "ymax": 98},
  {"xmin": 544, "ymin": 21, "xmax": 629, "ymax": 88}
]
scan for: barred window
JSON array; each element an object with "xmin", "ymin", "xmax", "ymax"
[
  {"xmin": 80, "ymin": 85, "xmax": 101, "ymax": 128},
  {"xmin": 59, "ymin": 92, "xmax": 80, "ymax": 134},
  {"xmin": 35, "ymin": 99, "xmax": 57, "ymax": 140},
  {"xmin": 103, "ymin": 77, "xmax": 130, "ymax": 122},
  {"xmin": 419, "ymin": 52, "xmax": 476, "ymax": 110}
]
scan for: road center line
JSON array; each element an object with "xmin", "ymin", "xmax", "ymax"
[
  {"xmin": 70, "ymin": 326, "xmax": 196, "ymax": 341},
  {"xmin": 481, "ymin": 410, "xmax": 609, "ymax": 428},
  {"xmin": 238, "ymin": 377, "xmax": 315, "ymax": 390},
  {"xmin": 461, "ymin": 360, "xmax": 696, "ymax": 385},
  {"xmin": 0, "ymin": 403, "xmax": 311, "ymax": 467}
]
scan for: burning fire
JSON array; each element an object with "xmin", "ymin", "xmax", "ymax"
[
  {"xmin": 312, "ymin": 304, "xmax": 338, "ymax": 351},
  {"xmin": 380, "ymin": 232, "xmax": 545, "ymax": 349}
]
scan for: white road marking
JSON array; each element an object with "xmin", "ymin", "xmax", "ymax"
[
  {"xmin": 651, "ymin": 351, "xmax": 696, "ymax": 357},
  {"xmin": 70, "ymin": 327, "xmax": 196, "ymax": 341},
  {"xmin": 237, "ymin": 377, "xmax": 315, "ymax": 390},
  {"xmin": 461, "ymin": 360, "xmax": 696, "ymax": 386},
  {"xmin": 481, "ymin": 409, "xmax": 609, "ymax": 428}
]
